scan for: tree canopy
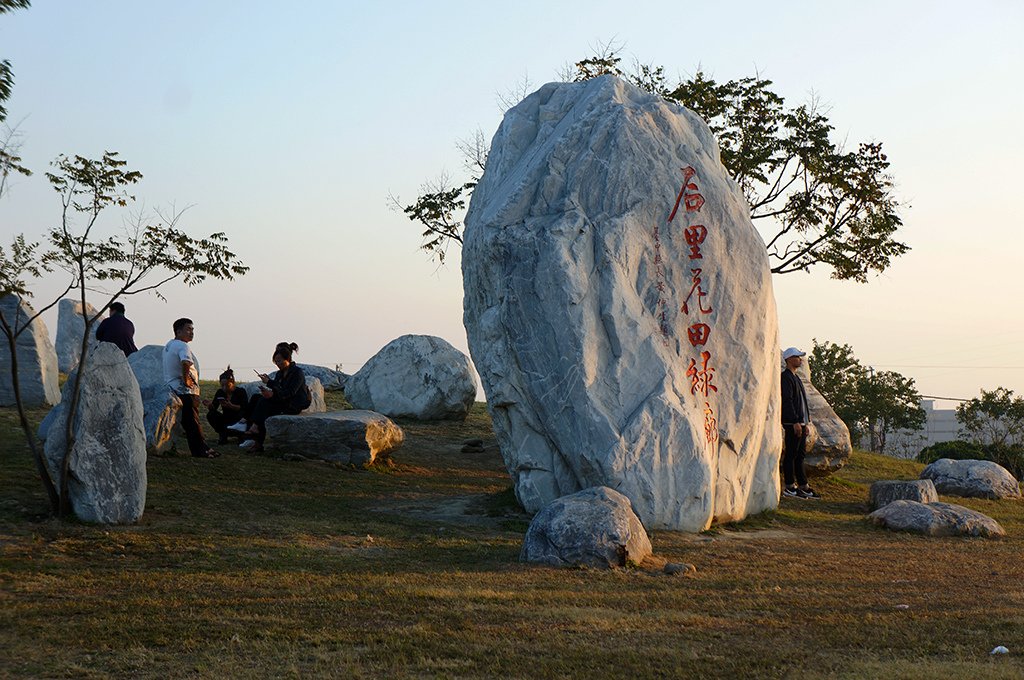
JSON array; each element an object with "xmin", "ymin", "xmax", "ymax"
[
  {"xmin": 809, "ymin": 339, "xmax": 925, "ymax": 454},
  {"xmin": 956, "ymin": 387, "xmax": 1024, "ymax": 448},
  {"xmin": 398, "ymin": 47, "xmax": 907, "ymax": 282}
]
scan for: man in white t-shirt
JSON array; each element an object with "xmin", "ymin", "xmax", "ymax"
[{"xmin": 163, "ymin": 317, "xmax": 216, "ymax": 458}]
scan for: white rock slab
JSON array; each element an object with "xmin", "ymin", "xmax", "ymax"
[
  {"xmin": 462, "ymin": 76, "xmax": 781, "ymax": 531},
  {"xmin": 345, "ymin": 335, "xmax": 477, "ymax": 420},
  {"xmin": 264, "ymin": 410, "xmax": 404, "ymax": 466},
  {"xmin": 868, "ymin": 500, "xmax": 1005, "ymax": 538},
  {"xmin": 0, "ymin": 295, "xmax": 61, "ymax": 407},
  {"xmin": 42, "ymin": 342, "xmax": 147, "ymax": 524},
  {"xmin": 55, "ymin": 298, "xmax": 98, "ymax": 373},
  {"xmin": 520, "ymin": 486, "xmax": 652, "ymax": 568}
]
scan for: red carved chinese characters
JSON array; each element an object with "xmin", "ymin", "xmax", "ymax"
[
  {"xmin": 687, "ymin": 322, "xmax": 711, "ymax": 346},
  {"xmin": 667, "ymin": 166, "xmax": 704, "ymax": 222},
  {"xmin": 686, "ymin": 350, "xmax": 718, "ymax": 397},
  {"xmin": 684, "ymin": 225, "xmax": 707, "ymax": 260},
  {"xmin": 704, "ymin": 401, "xmax": 719, "ymax": 444},
  {"xmin": 681, "ymin": 268, "xmax": 714, "ymax": 315}
]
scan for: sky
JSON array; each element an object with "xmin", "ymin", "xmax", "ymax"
[{"xmin": 2, "ymin": 1, "xmax": 1022, "ymax": 406}]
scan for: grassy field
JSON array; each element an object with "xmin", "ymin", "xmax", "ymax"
[{"xmin": 2, "ymin": 385, "xmax": 1024, "ymax": 679}]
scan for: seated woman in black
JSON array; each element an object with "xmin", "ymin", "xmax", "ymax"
[
  {"xmin": 240, "ymin": 342, "xmax": 307, "ymax": 452},
  {"xmin": 203, "ymin": 366, "xmax": 250, "ymax": 445}
]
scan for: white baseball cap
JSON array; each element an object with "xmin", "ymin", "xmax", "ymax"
[{"xmin": 782, "ymin": 347, "xmax": 806, "ymax": 360}]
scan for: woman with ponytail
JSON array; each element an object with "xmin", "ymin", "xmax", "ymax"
[{"xmin": 240, "ymin": 342, "xmax": 309, "ymax": 453}]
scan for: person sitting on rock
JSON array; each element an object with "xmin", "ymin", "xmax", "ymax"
[
  {"xmin": 203, "ymin": 366, "xmax": 251, "ymax": 445},
  {"xmin": 238, "ymin": 342, "xmax": 308, "ymax": 453}
]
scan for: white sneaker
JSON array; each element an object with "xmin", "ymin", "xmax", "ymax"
[
  {"xmin": 227, "ymin": 421, "xmax": 248, "ymax": 433},
  {"xmin": 239, "ymin": 439, "xmax": 257, "ymax": 450}
]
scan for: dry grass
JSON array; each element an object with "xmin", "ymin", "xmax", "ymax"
[{"xmin": 2, "ymin": 385, "xmax": 1024, "ymax": 679}]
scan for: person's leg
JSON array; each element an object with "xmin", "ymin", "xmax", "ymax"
[
  {"xmin": 795, "ymin": 430, "xmax": 809, "ymax": 488},
  {"xmin": 251, "ymin": 398, "xmax": 285, "ymax": 445},
  {"xmin": 179, "ymin": 394, "xmax": 211, "ymax": 456},
  {"xmin": 782, "ymin": 427, "xmax": 798, "ymax": 489}
]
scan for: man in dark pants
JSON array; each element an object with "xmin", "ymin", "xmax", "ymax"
[
  {"xmin": 781, "ymin": 347, "xmax": 820, "ymax": 499},
  {"xmin": 162, "ymin": 317, "xmax": 216, "ymax": 458},
  {"xmin": 95, "ymin": 302, "xmax": 138, "ymax": 356}
]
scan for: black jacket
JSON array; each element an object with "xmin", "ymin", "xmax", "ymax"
[
  {"xmin": 781, "ymin": 369, "xmax": 809, "ymax": 425},
  {"xmin": 268, "ymin": 364, "xmax": 308, "ymax": 413}
]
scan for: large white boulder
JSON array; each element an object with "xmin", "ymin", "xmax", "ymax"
[
  {"xmin": 127, "ymin": 344, "xmax": 165, "ymax": 389},
  {"xmin": 920, "ymin": 458, "xmax": 1021, "ymax": 499},
  {"xmin": 795, "ymin": 359, "xmax": 852, "ymax": 476},
  {"xmin": 41, "ymin": 342, "xmax": 147, "ymax": 523},
  {"xmin": 0, "ymin": 295, "xmax": 61, "ymax": 407},
  {"xmin": 520, "ymin": 486, "xmax": 652, "ymax": 569},
  {"xmin": 345, "ymin": 335, "xmax": 477, "ymax": 420},
  {"xmin": 462, "ymin": 76, "xmax": 781, "ymax": 531},
  {"xmin": 55, "ymin": 298, "xmax": 98, "ymax": 373}
]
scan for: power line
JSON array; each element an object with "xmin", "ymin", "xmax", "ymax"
[{"xmin": 874, "ymin": 364, "xmax": 1024, "ymax": 369}]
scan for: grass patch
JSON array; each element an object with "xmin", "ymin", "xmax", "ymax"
[{"xmin": 3, "ymin": 391, "xmax": 1024, "ymax": 678}]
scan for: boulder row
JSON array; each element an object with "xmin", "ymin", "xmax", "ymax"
[{"xmin": 462, "ymin": 75, "xmax": 781, "ymax": 531}]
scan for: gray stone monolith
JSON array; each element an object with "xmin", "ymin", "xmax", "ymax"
[
  {"xmin": 462, "ymin": 75, "xmax": 781, "ymax": 531},
  {"xmin": 42, "ymin": 342, "xmax": 147, "ymax": 523},
  {"xmin": 0, "ymin": 295, "xmax": 61, "ymax": 407},
  {"xmin": 795, "ymin": 359, "xmax": 852, "ymax": 476},
  {"xmin": 55, "ymin": 298, "xmax": 98, "ymax": 373}
]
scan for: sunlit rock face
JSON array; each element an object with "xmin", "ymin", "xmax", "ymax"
[
  {"xmin": 463, "ymin": 76, "xmax": 781, "ymax": 531},
  {"xmin": 55, "ymin": 298, "xmax": 98, "ymax": 373},
  {"xmin": 0, "ymin": 295, "xmax": 61, "ymax": 407},
  {"xmin": 795, "ymin": 359, "xmax": 852, "ymax": 476}
]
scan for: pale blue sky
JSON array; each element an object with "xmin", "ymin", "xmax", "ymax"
[{"xmin": 3, "ymin": 1, "xmax": 1022, "ymax": 403}]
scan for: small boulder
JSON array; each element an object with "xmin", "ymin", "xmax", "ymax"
[
  {"xmin": 41, "ymin": 343, "xmax": 147, "ymax": 524},
  {"xmin": 346, "ymin": 334, "xmax": 476, "ymax": 421},
  {"xmin": 239, "ymin": 376, "xmax": 326, "ymax": 414},
  {"xmin": 0, "ymin": 295, "xmax": 61, "ymax": 407},
  {"xmin": 920, "ymin": 458, "xmax": 1021, "ymax": 500},
  {"xmin": 868, "ymin": 500, "xmax": 1004, "ymax": 538},
  {"xmin": 520, "ymin": 486, "xmax": 652, "ymax": 569},
  {"xmin": 139, "ymin": 384, "xmax": 182, "ymax": 455},
  {"xmin": 55, "ymin": 298, "xmax": 99, "ymax": 373},
  {"xmin": 869, "ymin": 479, "xmax": 939, "ymax": 510},
  {"xmin": 264, "ymin": 410, "xmax": 404, "ymax": 466}
]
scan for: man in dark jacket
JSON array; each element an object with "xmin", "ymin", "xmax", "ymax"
[
  {"xmin": 95, "ymin": 302, "xmax": 138, "ymax": 356},
  {"xmin": 781, "ymin": 347, "xmax": 820, "ymax": 499}
]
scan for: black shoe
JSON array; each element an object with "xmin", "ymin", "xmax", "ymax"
[
  {"xmin": 783, "ymin": 486, "xmax": 799, "ymax": 498},
  {"xmin": 797, "ymin": 486, "xmax": 821, "ymax": 499}
]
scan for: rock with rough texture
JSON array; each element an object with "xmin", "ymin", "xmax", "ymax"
[
  {"xmin": 520, "ymin": 486, "xmax": 653, "ymax": 568},
  {"xmin": 264, "ymin": 410, "xmax": 404, "ymax": 466},
  {"xmin": 462, "ymin": 75, "xmax": 781, "ymax": 531},
  {"xmin": 793, "ymin": 359, "xmax": 852, "ymax": 477},
  {"xmin": 55, "ymin": 298, "xmax": 99, "ymax": 373},
  {"xmin": 868, "ymin": 500, "xmax": 1005, "ymax": 538},
  {"xmin": 0, "ymin": 295, "xmax": 61, "ymax": 407},
  {"xmin": 139, "ymin": 384, "xmax": 182, "ymax": 455},
  {"xmin": 920, "ymin": 458, "xmax": 1021, "ymax": 500},
  {"xmin": 128, "ymin": 345, "xmax": 166, "ymax": 388},
  {"xmin": 869, "ymin": 479, "xmax": 939, "ymax": 510},
  {"xmin": 41, "ymin": 342, "xmax": 147, "ymax": 523},
  {"xmin": 346, "ymin": 335, "xmax": 477, "ymax": 421},
  {"xmin": 239, "ymin": 376, "xmax": 326, "ymax": 414},
  {"xmin": 272, "ymin": 364, "xmax": 348, "ymax": 391}
]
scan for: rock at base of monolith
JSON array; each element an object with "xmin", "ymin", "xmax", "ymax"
[
  {"xmin": 868, "ymin": 500, "xmax": 1004, "ymax": 538},
  {"xmin": 521, "ymin": 486, "xmax": 653, "ymax": 568},
  {"xmin": 920, "ymin": 459, "xmax": 1021, "ymax": 500},
  {"xmin": 0, "ymin": 295, "xmax": 61, "ymax": 407},
  {"xmin": 869, "ymin": 479, "xmax": 938, "ymax": 510},
  {"xmin": 346, "ymin": 335, "xmax": 477, "ymax": 421},
  {"xmin": 139, "ymin": 384, "xmax": 182, "ymax": 455},
  {"xmin": 128, "ymin": 344, "xmax": 166, "ymax": 389},
  {"xmin": 42, "ymin": 342, "xmax": 147, "ymax": 524},
  {"xmin": 462, "ymin": 76, "xmax": 782, "ymax": 531},
  {"xmin": 239, "ymin": 376, "xmax": 326, "ymax": 414},
  {"xmin": 264, "ymin": 410, "xmax": 404, "ymax": 466},
  {"xmin": 790, "ymin": 359, "xmax": 852, "ymax": 477},
  {"xmin": 55, "ymin": 298, "xmax": 99, "ymax": 373}
]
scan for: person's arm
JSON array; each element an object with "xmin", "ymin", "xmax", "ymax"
[
  {"xmin": 780, "ymin": 373, "xmax": 799, "ymax": 425},
  {"xmin": 181, "ymin": 360, "xmax": 196, "ymax": 390}
]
